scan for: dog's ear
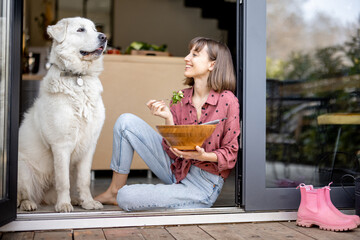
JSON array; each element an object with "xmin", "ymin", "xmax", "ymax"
[{"xmin": 47, "ymin": 20, "xmax": 68, "ymax": 43}]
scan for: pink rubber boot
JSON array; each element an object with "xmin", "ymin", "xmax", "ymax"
[
  {"xmin": 323, "ymin": 183, "xmax": 360, "ymax": 226},
  {"xmin": 296, "ymin": 183, "xmax": 357, "ymax": 231},
  {"xmin": 304, "ymin": 183, "xmax": 360, "ymax": 226}
]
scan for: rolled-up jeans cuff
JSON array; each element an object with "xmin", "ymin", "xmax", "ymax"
[{"xmin": 111, "ymin": 167, "xmax": 130, "ymax": 175}]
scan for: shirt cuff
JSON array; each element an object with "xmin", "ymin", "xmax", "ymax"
[{"xmin": 214, "ymin": 150, "xmax": 228, "ymax": 172}]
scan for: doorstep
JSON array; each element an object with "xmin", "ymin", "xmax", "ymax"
[{"xmin": 0, "ymin": 207, "xmax": 355, "ymax": 232}]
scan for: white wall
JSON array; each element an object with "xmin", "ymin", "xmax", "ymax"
[{"xmin": 113, "ymin": 0, "xmax": 226, "ymax": 57}]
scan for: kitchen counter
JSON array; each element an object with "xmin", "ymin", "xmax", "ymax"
[{"xmin": 92, "ymin": 55, "xmax": 185, "ymax": 170}]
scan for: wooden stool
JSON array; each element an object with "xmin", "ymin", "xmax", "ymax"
[{"xmin": 317, "ymin": 113, "xmax": 360, "ymax": 179}]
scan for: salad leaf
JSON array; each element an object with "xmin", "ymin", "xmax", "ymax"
[{"xmin": 171, "ymin": 90, "xmax": 184, "ymax": 106}]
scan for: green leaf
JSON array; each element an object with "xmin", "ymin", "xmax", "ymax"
[{"xmin": 171, "ymin": 90, "xmax": 184, "ymax": 106}]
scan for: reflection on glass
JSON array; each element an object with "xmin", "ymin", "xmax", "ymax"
[
  {"xmin": 266, "ymin": 0, "xmax": 360, "ymax": 188},
  {"xmin": 0, "ymin": 0, "xmax": 9, "ymax": 199}
]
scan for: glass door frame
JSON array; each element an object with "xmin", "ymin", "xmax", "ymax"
[
  {"xmin": 241, "ymin": 0, "xmax": 355, "ymax": 211},
  {"xmin": 0, "ymin": 0, "xmax": 22, "ymax": 227},
  {"xmin": 6, "ymin": 0, "xmax": 356, "ymax": 225}
]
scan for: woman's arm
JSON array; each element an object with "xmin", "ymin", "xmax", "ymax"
[
  {"xmin": 146, "ymin": 99, "xmax": 174, "ymax": 125},
  {"xmin": 212, "ymin": 96, "xmax": 240, "ymax": 171},
  {"xmin": 170, "ymin": 146, "xmax": 218, "ymax": 162},
  {"xmin": 170, "ymin": 93, "xmax": 240, "ymax": 165}
]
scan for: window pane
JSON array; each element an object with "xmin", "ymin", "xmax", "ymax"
[
  {"xmin": 0, "ymin": 0, "xmax": 10, "ymax": 199},
  {"xmin": 266, "ymin": 0, "xmax": 360, "ymax": 188}
]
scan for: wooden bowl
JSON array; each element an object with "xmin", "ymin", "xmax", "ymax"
[{"xmin": 156, "ymin": 125, "xmax": 217, "ymax": 150}]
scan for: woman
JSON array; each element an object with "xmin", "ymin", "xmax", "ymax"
[{"xmin": 95, "ymin": 37, "xmax": 240, "ymax": 211}]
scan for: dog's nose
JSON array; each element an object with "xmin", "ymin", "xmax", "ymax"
[{"xmin": 98, "ymin": 33, "xmax": 107, "ymax": 42}]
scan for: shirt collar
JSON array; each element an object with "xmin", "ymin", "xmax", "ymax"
[
  {"xmin": 207, "ymin": 89, "xmax": 219, "ymax": 106},
  {"xmin": 183, "ymin": 87, "xmax": 219, "ymax": 106}
]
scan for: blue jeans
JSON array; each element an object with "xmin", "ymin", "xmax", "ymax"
[{"xmin": 110, "ymin": 113, "xmax": 224, "ymax": 211}]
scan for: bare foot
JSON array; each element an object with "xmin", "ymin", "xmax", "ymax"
[
  {"xmin": 95, "ymin": 172, "xmax": 127, "ymax": 206},
  {"xmin": 94, "ymin": 191, "xmax": 118, "ymax": 205}
]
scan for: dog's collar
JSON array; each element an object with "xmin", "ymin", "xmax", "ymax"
[
  {"xmin": 50, "ymin": 63, "xmax": 84, "ymax": 86},
  {"xmin": 60, "ymin": 71, "xmax": 84, "ymax": 86}
]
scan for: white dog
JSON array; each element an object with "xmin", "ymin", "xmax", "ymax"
[{"xmin": 17, "ymin": 17, "xmax": 107, "ymax": 212}]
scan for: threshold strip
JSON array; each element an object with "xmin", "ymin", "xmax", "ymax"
[
  {"xmin": 17, "ymin": 207, "xmax": 245, "ymax": 221},
  {"xmin": 0, "ymin": 208, "xmax": 300, "ymax": 232}
]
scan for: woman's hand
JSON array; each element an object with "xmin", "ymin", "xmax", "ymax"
[
  {"xmin": 170, "ymin": 146, "xmax": 217, "ymax": 162},
  {"xmin": 146, "ymin": 100, "xmax": 174, "ymax": 124}
]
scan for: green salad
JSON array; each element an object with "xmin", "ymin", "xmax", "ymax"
[{"xmin": 171, "ymin": 90, "xmax": 184, "ymax": 106}]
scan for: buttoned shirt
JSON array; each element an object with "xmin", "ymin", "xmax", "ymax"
[{"xmin": 161, "ymin": 87, "xmax": 240, "ymax": 183}]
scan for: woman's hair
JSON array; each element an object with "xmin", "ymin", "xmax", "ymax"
[{"xmin": 184, "ymin": 37, "xmax": 236, "ymax": 93}]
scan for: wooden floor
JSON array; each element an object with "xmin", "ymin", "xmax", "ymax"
[{"xmin": 1, "ymin": 221, "xmax": 360, "ymax": 240}]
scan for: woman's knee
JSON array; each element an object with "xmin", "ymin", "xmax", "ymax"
[
  {"xmin": 116, "ymin": 186, "xmax": 135, "ymax": 211},
  {"xmin": 113, "ymin": 113, "xmax": 139, "ymax": 133}
]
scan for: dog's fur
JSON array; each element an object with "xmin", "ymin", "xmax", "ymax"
[{"xmin": 17, "ymin": 17, "xmax": 107, "ymax": 212}]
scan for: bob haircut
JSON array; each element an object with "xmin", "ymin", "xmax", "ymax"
[{"xmin": 184, "ymin": 37, "xmax": 236, "ymax": 93}]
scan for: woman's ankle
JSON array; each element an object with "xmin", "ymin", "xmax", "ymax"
[
  {"xmin": 109, "ymin": 186, "xmax": 120, "ymax": 196},
  {"xmin": 94, "ymin": 190, "xmax": 117, "ymax": 205}
]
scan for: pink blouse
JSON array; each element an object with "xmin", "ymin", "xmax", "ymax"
[{"xmin": 161, "ymin": 87, "xmax": 240, "ymax": 183}]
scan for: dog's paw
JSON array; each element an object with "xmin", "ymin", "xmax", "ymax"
[
  {"xmin": 20, "ymin": 200, "xmax": 37, "ymax": 211},
  {"xmin": 71, "ymin": 198, "xmax": 82, "ymax": 206},
  {"xmin": 55, "ymin": 202, "xmax": 74, "ymax": 213},
  {"xmin": 81, "ymin": 200, "xmax": 103, "ymax": 210}
]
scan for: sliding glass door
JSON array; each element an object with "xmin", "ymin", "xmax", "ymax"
[
  {"xmin": 0, "ymin": 0, "xmax": 21, "ymax": 227},
  {"xmin": 243, "ymin": 0, "xmax": 360, "ymax": 210}
]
